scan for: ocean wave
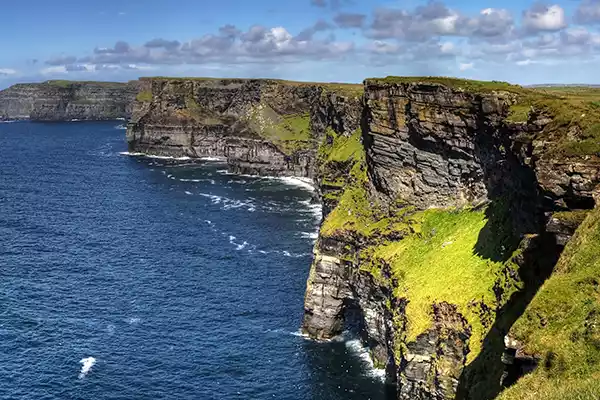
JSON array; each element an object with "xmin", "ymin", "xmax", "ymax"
[
  {"xmin": 184, "ymin": 191, "xmax": 192, "ymax": 195},
  {"xmin": 198, "ymin": 193, "xmax": 256, "ymax": 212},
  {"xmin": 179, "ymin": 178, "xmax": 216, "ymax": 184},
  {"xmin": 78, "ymin": 357, "xmax": 96, "ymax": 379},
  {"xmin": 114, "ymin": 124, "xmax": 126, "ymax": 130},
  {"xmin": 299, "ymin": 231, "xmax": 319, "ymax": 240},
  {"xmin": 345, "ymin": 339, "xmax": 386, "ymax": 380},
  {"xmin": 119, "ymin": 152, "xmax": 191, "ymax": 161},
  {"xmin": 276, "ymin": 177, "xmax": 316, "ymax": 192}
]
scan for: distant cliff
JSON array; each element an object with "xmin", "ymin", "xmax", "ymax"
[
  {"xmin": 0, "ymin": 80, "xmax": 141, "ymax": 121},
  {"xmin": 126, "ymin": 77, "xmax": 362, "ymax": 176},
  {"xmin": 126, "ymin": 76, "xmax": 600, "ymax": 400}
]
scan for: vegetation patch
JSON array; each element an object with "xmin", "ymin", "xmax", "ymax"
[
  {"xmin": 500, "ymin": 206, "xmax": 600, "ymax": 400},
  {"xmin": 136, "ymin": 90, "xmax": 153, "ymax": 103},
  {"xmin": 370, "ymin": 209, "xmax": 504, "ymax": 360},
  {"xmin": 246, "ymin": 104, "xmax": 312, "ymax": 155}
]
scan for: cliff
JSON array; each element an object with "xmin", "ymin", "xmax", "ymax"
[
  {"xmin": 125, "ymin": 76, "xmax": 600, "ymax": 399},
  {"xmin": 0, "ymin": 80, "xmax": 141, "ymax": 121},
  {"xmin": 126, "ymin": 77, "xmax": 362, "ymax": 177}
]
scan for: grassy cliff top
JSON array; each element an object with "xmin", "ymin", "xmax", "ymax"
[
  {"xmin": 42, "ymin": 80, "xmax": 131, "ymax": 88},
  {"xmin": 365, "ymin": 76, "xmax": 527, "ymax": 94},
  {"xmin": 139, "ymin": 76, "xmax": 363, "ymax": 96}
]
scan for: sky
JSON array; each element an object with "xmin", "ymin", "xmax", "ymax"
[{"xmin": 1, "ymin": 0, "xmax": 600, "ymax": 88}]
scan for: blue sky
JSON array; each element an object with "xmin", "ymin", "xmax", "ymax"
[{"xmin": 1, "ymin": 0, "xmax": 600, "ymax": 88}]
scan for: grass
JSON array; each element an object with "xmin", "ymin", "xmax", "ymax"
[
  {"xmin": 500, "ymin": 206, "xmax": 600, "ymax": 399},
  {"xmin": 370, "ymin": 209, "xmax": 503, "ymax": 360},
  {"xmin": 136, "ymin": 90, "xmax": 153, "ymax": 102},
  {"xmin": 364, "ymin": 76, "xmax": 524, "ymax": 94},
  {"xmin": 247, "ymin": 103, "xmax": 312, "ymax": 154},
  {"xmin": 44, "ymin": 80, "xmax": 125, "ymax": 88}
]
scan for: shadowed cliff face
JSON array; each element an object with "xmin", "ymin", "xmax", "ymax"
[{"xmin": 0, "ymin": 81, "xmax": 140, "ymax": 121}]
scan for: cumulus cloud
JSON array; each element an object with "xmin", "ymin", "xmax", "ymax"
[
  {"xmin": 367, "ymin": 3, "xmax": 514, "ymax": 41},
  {"xmin": 46, "ymin": 55, "xmax": 77, "ymax": 66},
  {"xmin": 334, "ymin": 13, "xmax": 366, "ymax": 28},
  {"xmin": 575, "ymin": 0, "xmax": 600, "ymax": 24},
  {"xmin": 0, "ymin": 68, "xmax": 17, "ymax": 76},
  {"xmin": 144, "ymin": 38, "xmax": 181, "ymax": 49},
  {"xmin": 522, "ymin": 4, "xmax": 567, "ymax": 33},
  {"xmin": 309, "ymin": 0, "xmax": 352, "ymax": 9},
  {"xmin": 44, "ymin": 24, "xmax": 354, "ymax": 72}
]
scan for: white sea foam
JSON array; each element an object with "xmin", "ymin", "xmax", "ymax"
[
  {"xmin": 199, "ymin": 156, "xmax": 226, "ymax": 162},
  {"xmin": 277, "ymin": 177, "xmax": 316, "ymax": 192},
  {"xmin": 345, "ymin": 339, "xmax": 386, "ymax": 380},
  {"xmin": 114, "ymin": 124, "xmax": 126, "ymax": 130},
  {"xmin": 128, "ymin": 317, "xmax": 141, "ymax": 324},
  {"xmin": 184, "ymin": 191, "xmax": 192, "ymax": 195},
  {"xmin": 78, "ymin": 357, "xmax": 96, "ymax": 379},
  {"xmin": 236, "ymin": 241, "xmax": 249, "ymax": 251},
  {"xmin": 119, "ymin": 152, "xmax": 191, "ymax": 161},
  {"xmin": 299, "ymin": 232, "xmax": 319, "ymax": 239}
]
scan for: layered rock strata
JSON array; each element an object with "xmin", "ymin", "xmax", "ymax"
[{"xmin": 0, "ymin": 80, "xmax": 140, "ymax": 121}]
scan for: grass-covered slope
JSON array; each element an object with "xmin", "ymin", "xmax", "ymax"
[{"xmin": 499, "ymin": 206, "xmax": 600, "ymax": 400}]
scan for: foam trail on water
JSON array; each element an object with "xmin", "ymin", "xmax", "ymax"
[
  {"xmin": 119, "ymin": 152, "xmax": 191, "ymax": 160},
  {"xmin": 277, "ymin": 177, "xmax": 316, "ymax": 192},
  {"xmin": 345, "ymin": 339, "xmax": 386, "ymax": 381},
  {"xmin": 78, "ymin": 357, "xmax": 96, "ymax": 379}
]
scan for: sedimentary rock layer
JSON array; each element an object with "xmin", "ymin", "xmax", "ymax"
[{"xmin": 0, "ymin": 80, "xmax": 140, "ymax": 121}]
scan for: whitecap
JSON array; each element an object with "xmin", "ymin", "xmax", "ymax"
[
  {"xmin": 128, "ymin": 317, "xmax": 141, "ymax": 324},
  {"xmin": 114, "ymin": 124, "xmax": 126, "ymax": 130},
  {"xmin": 78, "ymin": 357, "xmax": 96, "ymax": 379},
  {"xmin": 199, "ymin": 156, "xmax": 226, "ymax": 162},
  {"xmin": 345, "ymin": 339, "xmax": 386, "ymax": 381},
  {"xmin": 119, "ymin": 152, "xmax": 191, "ymax": 160},
  {"xmin": 299, "ymin": 232, "xmax": 319, "ymax": 239},
  {"xmin": 236, "ymin": 241, "xmax": 249, "ymax": 251},
  {"xmin": 184, "ymin": 191, "xmax": 192, "ymax": 195}
]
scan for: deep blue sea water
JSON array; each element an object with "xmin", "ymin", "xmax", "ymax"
[{"xmin": 0, "ymin": 121, "xmax": 391, "ymax": 400}]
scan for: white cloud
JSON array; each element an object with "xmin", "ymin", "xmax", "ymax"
[
  {"xmin": 523, "ymin": 4, "xmax": 566, "ymax": 32},
  {"xmin": 41, "ymin": 66, "xmax": 68, "ymax": 75},
  {"xmin": 516, "ymin": 59, "xmax": 535, "ymax": 66},
  {"xmin": 459, "ymin": 62, "xmax": 474, "ymax": 71},
  {"xmin": 0, "ymin": 68, "xmax": 17, "ymax": 76}
]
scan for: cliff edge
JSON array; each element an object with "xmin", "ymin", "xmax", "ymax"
[{"xmin": 0, "ymin": 80, "xmax": 141, "ymax": 121}]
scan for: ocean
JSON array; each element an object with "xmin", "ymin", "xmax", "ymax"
[{"xmin": 0, "ymin": 121, "xmax": 392, "ymax": 399}]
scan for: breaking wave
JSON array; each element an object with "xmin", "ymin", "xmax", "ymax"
[{"xmin": 78, "ymin": 357, "xmax": 96, "ymax": 379}]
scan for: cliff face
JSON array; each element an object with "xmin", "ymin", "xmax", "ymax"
[
  {"xmin": 124, "ymin": 76, "xmax": 600, "ymax": 400},
  {"xmin": 302, "ymin": 79, "xmax": 600, "ymax": 400},
  {"xmin": 0, "ymin": 80, "xmax": 140, "ymax": 121},
  {"xmin": 126, "ymin": 77, "xmax": 362, "ymax": 177}
]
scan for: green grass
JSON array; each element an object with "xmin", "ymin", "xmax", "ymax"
[
  {"xmin": 247, "ymin": 104, "xmax": 312, "ymax": 154},
  {"xmin": 44, "ymin": 80, "xmax": 125, "ymax": 88},
  {"xmin": 136, "ymin": 90, "xmax": 153, "ymax": 102},
  {"xmin": 500, "ymin": 206, "xmax": 600, "ymax": 399},
  {"xmin": 365, "ymin": 76, "xmax": 524, "ymax": 94},
  {"xmin": 370, "ymin": 209, "xmax": 503, "ymax": 360}
]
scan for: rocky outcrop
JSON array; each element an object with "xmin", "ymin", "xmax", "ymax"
[
  {"xmin": 126, "ymin": 77, "xmax": 362, "ymax": 177},
  {"xmin": 0, "ymin": 80, "xmax": 140, "ymax": 121}
]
